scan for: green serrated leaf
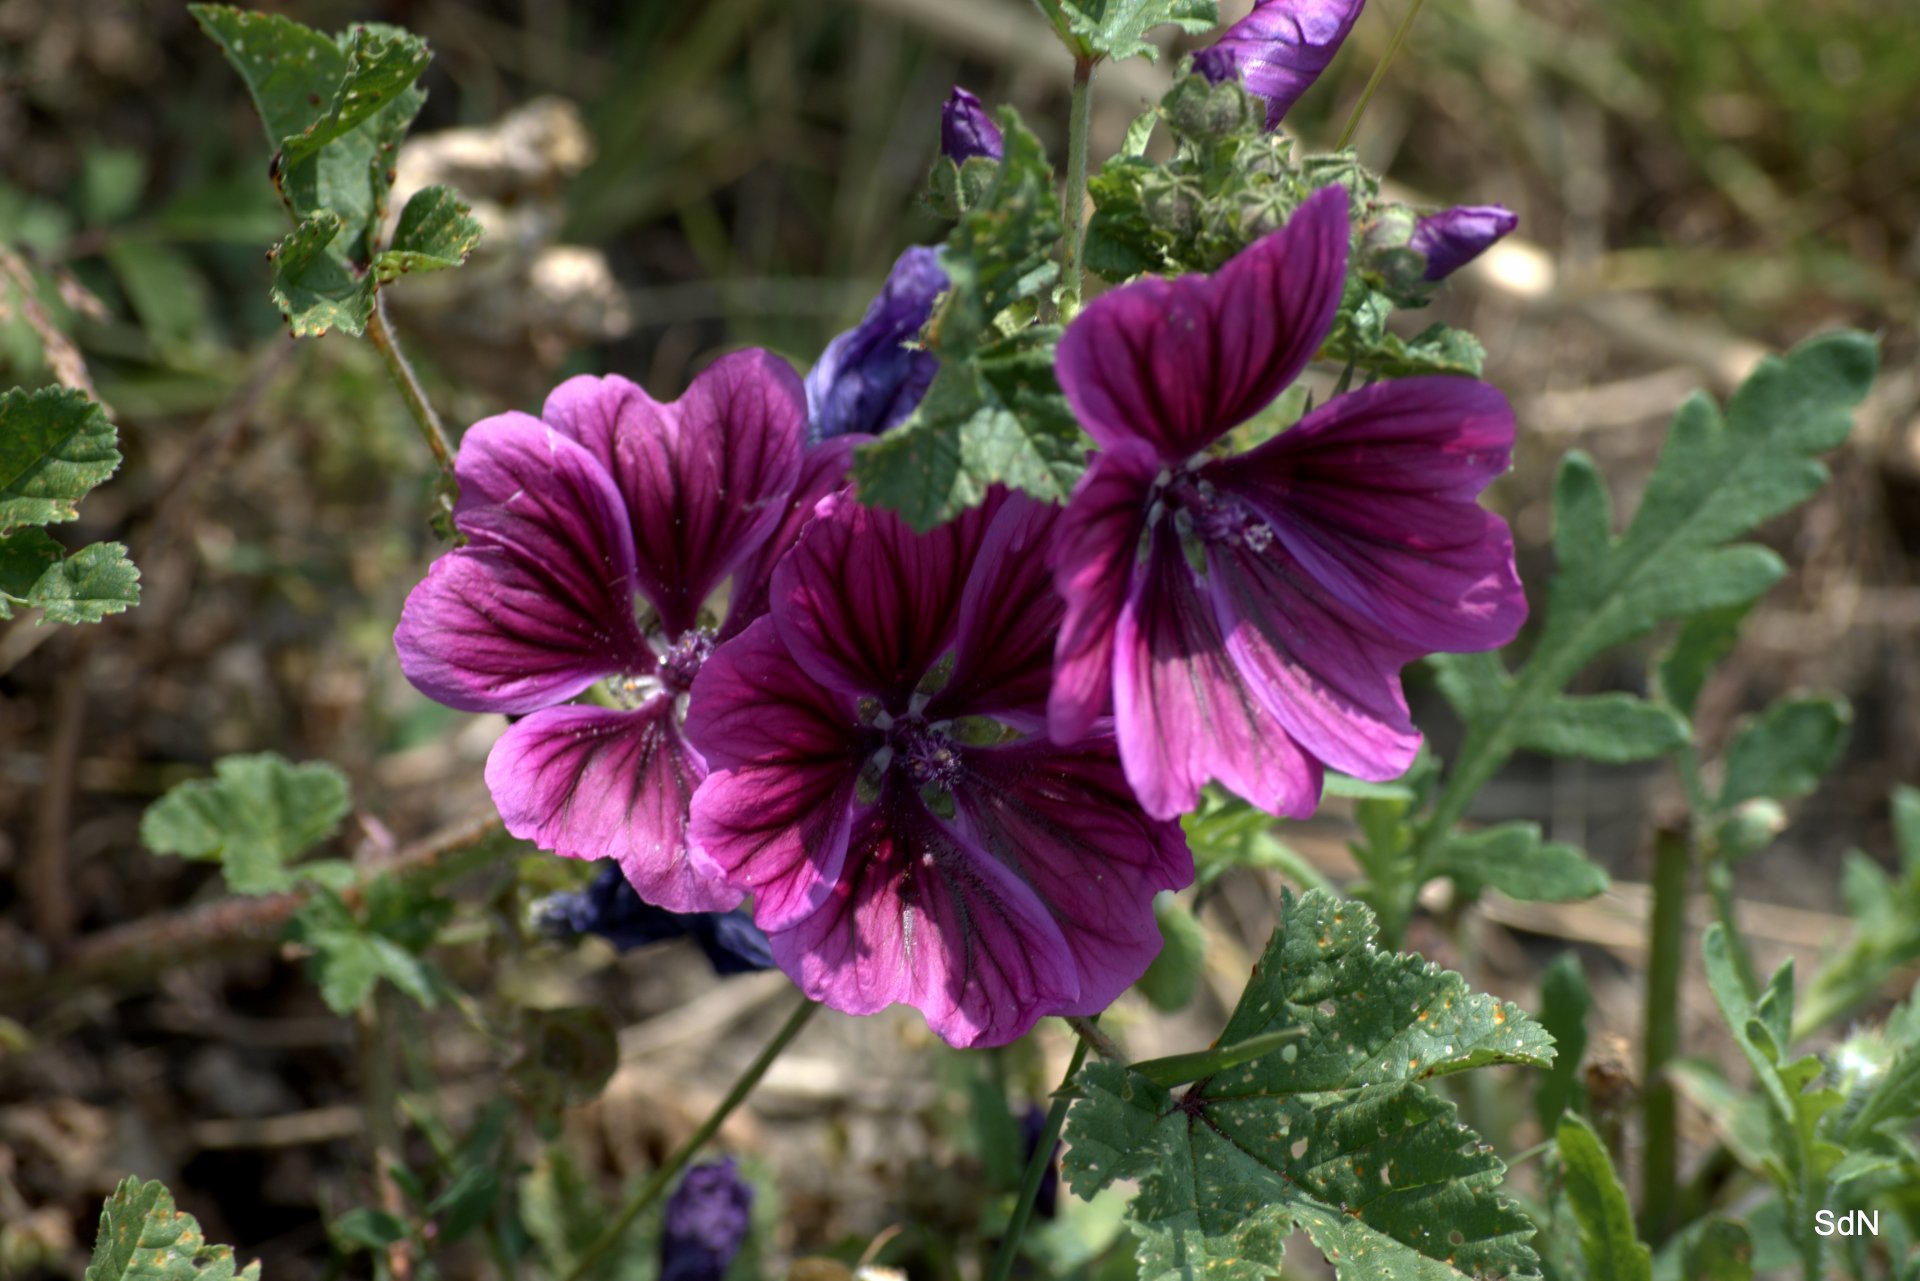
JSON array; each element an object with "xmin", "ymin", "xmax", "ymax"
[
  {"xmin": 375, "ymin": 184, "xmax": 483, "ymax": 279},
  {"xmin": 0, "ymin": 386, "xmax": 120, "ymax": 532},
  {"xmin": 86, "ymin": 1176, "xmax": 261, "ymax": 1281},
  {"xmin": 140, "ymin": 753, "xmax": 351, "ymax": 895},
  {"xmin": 1514, "ymin": 694, "xmax": 1690, "ymax": 763},
  {"xmin": 191, "ymin": 5, "xmax": 346, "ymax": 155},
  {"xmin": 1432, "ymin": 823, "xmax": 1609, "ymax": 903},
  {"xmin": 1719, "ymin": 695, "xmax": 1851, "ymax": 809},
  {"xmin": 1056, "ymin": 0, "xmax": 1218, "ymax": 62},
  {"xmin": 280, "ymin": 24, "xmax": 430, "ymax": 165},
  {"xmin": 1064, "ymin": 890, "xmax": 1550, "ymax": 1280},
  {"xmin": 29, "ymin": 540, "xmax": 141, "ymax": 624},
  {"xmin": 1556, "ymin": 1113, "xmax": 1651, "ymax": 1281},
  {"xmin": 268, "ymin": 211, "xmax": 375, "ymax": 337}
]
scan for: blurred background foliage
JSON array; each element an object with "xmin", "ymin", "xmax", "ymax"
[{"xmin": 0, "ymin": 0, "xmax": 1916, "ymax": 1276}]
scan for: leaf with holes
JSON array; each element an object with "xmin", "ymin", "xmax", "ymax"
[
  {"xmin": 141, "ymin": 753, "xmax": 351, "ymax": 895},
  {"xmin": 85, "ymin": 1176, "xmax": 260, "ymax": 1280},
  {"xmin": 1063, "ymin": 889, "xmax": 1552, "ymax": 1280},
  {"xmin": 376, "ymin": 184, "xmax": 484, "ymax": 279}
]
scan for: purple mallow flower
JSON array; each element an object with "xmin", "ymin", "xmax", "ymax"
[
  {"xmin": 805, "ymin": 246, "xmax": 947, "ymax": 441},
  {"xmin": 1411, "ymin": 204, "xmax": 1518, "ymax": 280},
  {"xmin": 660, "ymin": 1158, "xmax": 753, "ymax": 1281},
  {"xmin": 534, "ymin": 862, "xmax": 774, "ymax": 975},
  {"xmin": 940, "ymin": 86, "xmax": 1003, "ymax": 163},
  {"xmin": 1193, "ymin": 0, "xmax": 1367, "ymax": 130},
  {"xmin": 394, "ymin": 358, "xmax": 864, "ymax": 912},
  {"xmin": 684, "ymin": 489, "xmax": 1192, "ymax": 1048},
  {"xmin": 1048, "ymin": 186, "xmax": 1527, "ymax": 821}
]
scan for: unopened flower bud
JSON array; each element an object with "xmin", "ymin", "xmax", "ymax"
[
  {"xmin": 940, "ymin": 87, "xmax": 1002, "ymax": 163},
  {"xmin": 1410, "ymin": 204, "xmax": 1518, "ymax": 280}
]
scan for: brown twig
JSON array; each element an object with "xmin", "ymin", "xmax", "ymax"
[{"xmin": 0, "ymin": 811, "xmax": 503, "ymax": 1004}]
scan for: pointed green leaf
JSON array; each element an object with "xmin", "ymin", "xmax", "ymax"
[
  {"xmin": 1431, "ymin": 823, "xmax": 1608, "ymax": 903},
  {"xmin": 1555, "ymin": 1114, "xmax": 1650, "ymax": 1281},
  {"xmin": 141, "ymin": 752, "xmax": 351, "ymax": 894},
  {"xmin": 1654, "ymin": 602, "xmax": 1753, "ymax": 718},
  {"xmin": 28, "ymin": 540, "xmax": 140, "ymax": 624},
  {"xmin": 1549, "ymin": 453, "xmax": 1613, "ymax": 583},
  {"xmin": 1131, "ymin": 1025, "xmax": 1307, "ymax": 1088},
  {"xmin": 1534, "ymin": 953, "xmax": 1590, "ymax": 1133},
  {"xmin": 1718, "ymin": 694, "xmax": 1851, "ymax": 809},
  {"xmin": 1514, "ymin": 694, "xmax": 1690, "ymax": 763},
  {"xmin": 191, "ymin": 5, "xmax": 347, "ymax": 155},
  {"xmin": 1056, "ymin": 0, "xmax": 1218, "ymax": 62},
  {"xmin": 1063, "ymin": 890, "xmax": 1550, "ymax": 1279},
  {"xmin": 85, "ymin": 1176, "xmax": 261, "ymax": 1281},
  {"xmin": 0, "ymin": 386, "xmax": 120, "ymax": 532}
]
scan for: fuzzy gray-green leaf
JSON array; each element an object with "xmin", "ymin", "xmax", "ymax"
[
  {"xmin": 1719, "ymin": 694, "xmax": 1851, "ymax": 809},
  {"xmin": 1555, "ymin": 1113, "xmax": 1650, "ymax": 1281}
]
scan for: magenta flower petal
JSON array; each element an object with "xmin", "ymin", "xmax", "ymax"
[
  {"xmin": 954, "ymin": 740, "xmax": 1193, "ymax": 1014},
  {"xmin": 1115, "ymin": 532, "xmax": 1324, "ymax": 820},
  {"xmin": 394, "ymin": 416, "xmax": 652, "ymax": 714},
  {"xmin": 770, "ymin": 787, "xmax": 1081, "ymax": 1048},
  {"xmin": 1205, "ymin": 536, "xmax": 1423, "ymax": 780},
  {"xmin": 541, "ymin": 353, "xmax": 806, "ymax": 635},
  {"xmin": 928, "ymin": 491, "xmax": 1068, "ymax": 729},
  {"xmin": 1047, "ymin": 443, "xmax": 1159, "ymax": 744},
  {"xmin": 1208, "ymin": 376, "xmax": 1526, "ymax": 653},
  {"xmin": 686, "ymin": 617, "xmax": 861, "ymax": 929},
  {"xmin": 1055, "ymin": 186, "xmax": 1350, "ymax": 461},
  {"xmin": 771, "ymin": 489, "xmax": 1003, "ymax": 707},
  {"xmin": 720, "ymin": 434, "xmax": 865, "ymax": 641},
  {"xmin": 485, "ymin": 702, "xmax": 739, "ymax": 913},
  {"xmin": 1193, "ymin": 0, "xmax": 1367, "ymax": 130}
]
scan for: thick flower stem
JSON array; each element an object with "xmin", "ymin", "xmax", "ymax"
[
  {"xmin": 986, "ymin": 1034, "xmax": 1092, "ymax": 1281},
  {"xmin": 1639, "ymin": 825, "xmax": 1688, "ymax": 1244},
  {"xmin": 366, "ymin": 291, "xmax": 457, "ymax": 479},
  {"xmin": 1061, "ymin": 55, "xmax": 1097, "ymax": 315},
  {"xmin": 1335, "ymin": 0, "xmax": 1427, "ymax": 151},
  {"xmin": 560, "ymin": 995, "xmax": 819, "ymax": 1281}
]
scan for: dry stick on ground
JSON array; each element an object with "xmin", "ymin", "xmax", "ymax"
[{"xmin": 0, "ymin": 811, "xmax": 503, "ymax": 1003}]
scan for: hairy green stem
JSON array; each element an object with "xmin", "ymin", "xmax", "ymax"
[
  {"xmin": 1060, "ymin": 55, "xmax": 1096, "ymax": 315},
  {"xmin": 1336, "ymin": 0, "xmax": 1427, "ymax": 150},
  {"xmin": 1640, "ymin": 826, "xmax": 1689, "ymax": 1244},
  {"xmin": 366, "ymin": 292, "xmax": 456, "ymax": 478},
  {"xmin": 987, "ymin": 1034, "xmax": 1091, "ymax": 1281},
  {"xmin": 560, "ymin": 995, "xmax": 818, "ymax": 1281}
]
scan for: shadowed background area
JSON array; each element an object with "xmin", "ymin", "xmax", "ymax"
[{"xmin": 0, "ymin": 0, "xmax": 1915, "ymax": 1276}]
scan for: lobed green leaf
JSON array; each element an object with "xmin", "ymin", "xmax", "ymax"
[
  {"xmin": 141, "ymin": 753, "xmax": 351, "ymax": 895},
  {"xmin": 1064, "ymin": 890, "xmax": 1551, "ymax": 1279},
  {"xmin": 27, "ymin": 540, "xmax": 140, "ymax": 624},
  {"xmin": 1430, "ymin": 823, "xmax": 1608, "ymax": 903},
  {"xmin": 1512, "ymin": 694, "xmax": 1690, "ymax": 764}
]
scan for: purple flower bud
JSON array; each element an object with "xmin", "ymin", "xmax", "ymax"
[
  {"xmin": 940, "ymin": 86, "xmax": 1003, "ymax": 163},
  {"xmin": 1410, "ymin": 204, "xmax": 1518, "ymax": 280},
  {"xmin": 534, "ymin": 862, "xmax": 774, "ymax": 976},
  {"xmin": 805, "ymin": 245, "xmax": 948, "ymax": 441},
  {"xmin": 1193, "ymin": 0, "xmax": 1367, "ymax": 130},
  {"xmin": 660, "ymin": 1159, "xmax": 753, "ymax": 1281}
]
